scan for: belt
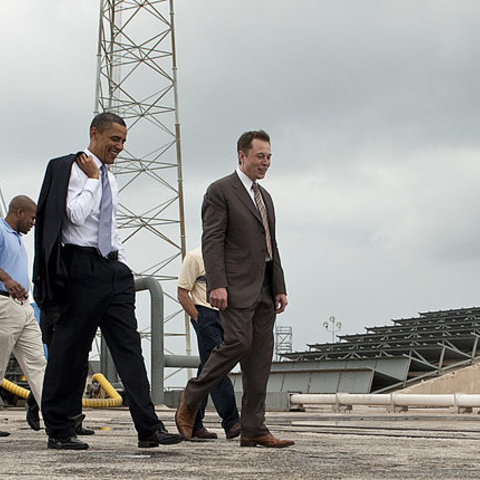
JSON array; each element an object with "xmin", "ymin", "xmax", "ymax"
[
  {"xmin": 0, "ymin": 290, "xmax": 10, "ymax": 297},
  {"xmin": 63, "ymin": 244, "xmax": 119, "ymax": 260}
]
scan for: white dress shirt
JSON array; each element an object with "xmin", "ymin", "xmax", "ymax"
[
  {"xmin": 62, "ymin": 149, "xmax": 127, "ymax": 264},
  {"xmin": 236, "ymin": 167, "xmax": 259, "ymax": 207}
]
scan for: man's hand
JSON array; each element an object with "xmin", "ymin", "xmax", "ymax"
[
  {"xmin": 209, "ymin": 287, "xmax": 228, "ymax": 311},
  {"xmin": 76, "ymin": 152, "xmax": 99, "ymax": 179},
  {"xmin": 4, "ymin": 278, "xmax": 28, "ymax": 300},
  {"xmin": 275, "ymin": 293, "xmax": 288, "ymax": 314},
  {"xmin": 177, "ymin": 287, "xmax": 198, "ymax": 321}
]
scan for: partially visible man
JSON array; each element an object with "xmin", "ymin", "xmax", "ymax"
[
  {"xmin": 176, "ymin": 130, "xmax": 294, "ymax": 448},
  {"xmin": 177, "ymin": 247, "xmax": 241, "ymax": 440},
  {"xmin": 34, "ymin": 112, "xmax": 184, "ymax": 450},
  {"xmin": 0, "ymin": 196, "xmax": 46, "ymax": 435}
]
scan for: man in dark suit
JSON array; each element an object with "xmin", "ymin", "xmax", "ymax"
[
  {"xmin": 34, "ymin": 112, "xmax": 183, "ymax": 450},
  {"xmin": 176, "ymin": 130, "xmax": 294, "ymax": 448}
]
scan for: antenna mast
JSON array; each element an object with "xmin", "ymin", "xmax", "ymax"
[{"xmin": 95, "ymin": 0, "xmax": 190, "ymax": 374}]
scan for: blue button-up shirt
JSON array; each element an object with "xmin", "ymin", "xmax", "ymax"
[{"xmin": 0, "ymin": 218, "xmax": 29, "ymax": 293}]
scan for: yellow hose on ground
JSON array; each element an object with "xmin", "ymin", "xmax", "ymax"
[
  {"xmin": 0, "ymin": 378, "xmax": 29, "ymax": 399},
  {"xmin": 84, "ymin": 373, "xmax": 123, "ymax": 407},
  {"xmin": 1, "ymin": 373, "xmax": 122, "ymax": 408}
]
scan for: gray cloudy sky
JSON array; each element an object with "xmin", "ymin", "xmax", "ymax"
[{"xmin": 2, "ymin": 0, "xmax": 480, "ymax": 355}]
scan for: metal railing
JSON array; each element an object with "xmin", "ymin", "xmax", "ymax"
[{"xmin": 101, "ymin": 277, "xmax": 199, "ymax": 405}]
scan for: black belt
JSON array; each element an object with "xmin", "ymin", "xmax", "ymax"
[
  {"xmin": 63, "ymin": 244, "xmax": 119, "ymax": 260},
  {"xmin": 0, "ymin": 290, "xmax": 9, "ymax": 297}
]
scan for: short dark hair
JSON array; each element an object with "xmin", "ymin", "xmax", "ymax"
[
  {"xmin": 8, "ymin": 195, "xmax": 36, "ymax": 214},
  {"xmin": 237, "ymin": 130, "xmax": 270, "ymax": 155},
  {"xmin": 90, "ymin": 112, "xmax": 126, "ymax": 133}
]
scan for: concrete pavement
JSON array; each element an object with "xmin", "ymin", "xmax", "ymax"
[{"xmin": 2, "ymin": 406, "xmax": 480, "ymax": 479}]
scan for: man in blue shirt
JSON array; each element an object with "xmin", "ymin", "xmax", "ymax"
[{"xmin": 0, "ymin": 195, "xmax": 46, "ymax": 436}]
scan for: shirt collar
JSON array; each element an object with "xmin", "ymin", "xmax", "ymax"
[
  {"xmin": 1, "ymin": 218, "xmax": 20, "ymax": 236},
  {"xmin": 85, "ymin": 148, "xmax": 103, "ymax": 169},
  {"xmin": 236, "ymin": 167, "xmax": 255, "ymax": 192}
]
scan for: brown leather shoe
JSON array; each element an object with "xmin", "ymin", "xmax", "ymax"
[
  {"xmin": 192, "ymin": 427, "xmax": 218, "ymax": 439},
  {"xmin": 175, "ymin": 391, "xmax": 196, "ymax": 440},
  {"xmin": 226, "ymin": 422, "xmax": 242, "ymax": 439},
  {"xmin": 240, "ymin": 433, "xmax": 294, "ymax": 448}
]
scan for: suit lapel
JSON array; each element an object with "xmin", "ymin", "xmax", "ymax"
[{"xmin": 231, "ymin": 172, "xmax": 262, "ymax": 223}]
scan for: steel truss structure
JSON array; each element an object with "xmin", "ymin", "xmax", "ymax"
[
  {"xmin": 281, "ymin": 307, "xmax": 480, "ymax": 393},
  {"xmin": 275, "ymin": 326, "xmax": 293, "ymax": 361},
  {"xmin": 95, "ymin": 0, "xmax": 191, "ymax": 371},
  {"xmin": 0, "ymin": 184, "xmax": 7, "ymax": 217}
]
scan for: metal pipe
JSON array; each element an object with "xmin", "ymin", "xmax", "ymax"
[
  {"xmin": 169, "ymin": 0, "xmax": 192, "ymax": 375},
  {"xmin": 0, "ymin": 183, "xmax": 7, "ymax": 218},
  {"xmin": 338, "ymin": 393, "xmax": 391, "ymax": 405},
  {"xmin": 93, "ymin": 0, "xmax": 104, "ymax": 114},
  {"xmin": 134, "ymin": 277, "xmax": 165, "ymax": 405},
  {"xmin": 132, "ymin": 278, "xmax": 200, "ymax": 404},
  {"xmin": 164, "ymin": 355, "xmax": 200, "ymax": 368},
  {"xmin": 290, "ymin": 393, "xmax": 480, "ymax": 408}
]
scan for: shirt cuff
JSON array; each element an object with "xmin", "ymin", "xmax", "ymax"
[{"xmin": 84, "ymin": 178, "xmax": 101, "ymax": 192}]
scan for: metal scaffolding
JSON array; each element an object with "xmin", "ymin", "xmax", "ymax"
[
  {"xmin": 281, "ymin": 306, "xmax": 480, "ymax": 393},
  {"xmin": 95, "ymin": 0, "xmax": 190, "ymax": 374},
  {"xmin": 0, "ymin": 184, "xmax": 7, "ymax": 218},
  {"xmin": 275, "ymin": 325, "xmax": 293, "ymax": 361}
]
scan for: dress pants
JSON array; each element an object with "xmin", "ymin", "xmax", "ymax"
[
  {"xmin": 191, "ymin": 306, "xmax": 239, "ymax": 433},
  {"xmin": 0, "ymin": 296, "xmax": 46, "ymax": 406},
  {"xmin": 41, "ymin": 247, "xmax": 163, "ymax": 439},
  {"xmin": 40, "ymin": 309, "xmax": 89, "ymax": 422},
  {"xmin": 184, "ymin": 269, "xmax": 275, "ymax": 437}
]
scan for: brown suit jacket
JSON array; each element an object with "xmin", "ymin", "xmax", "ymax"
[{"xmin": 202, "ymin": 171, "xmax": 286, "ymax": 309}]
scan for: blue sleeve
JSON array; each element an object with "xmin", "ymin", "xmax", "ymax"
[{"xmin": 0, "ymin": 226, "xmax": 5, "ymax": 253}]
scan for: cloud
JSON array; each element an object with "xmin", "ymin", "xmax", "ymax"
[{"xmin": 2, "ymin": 0, "xmax": 480, "ymax": 356}]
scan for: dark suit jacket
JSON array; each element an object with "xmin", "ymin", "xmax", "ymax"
[
  {"xmin": 33, "ymin": 154, "xmax": 77, "ymax": 313},
  {"xmin": 201, "ymin": 171, "xmax": 286, "ymax": 309}
]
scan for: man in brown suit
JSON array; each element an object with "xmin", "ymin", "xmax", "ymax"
[{"xmin": 176, "ymin": 130, "xmax": 294, "ymax": 448}]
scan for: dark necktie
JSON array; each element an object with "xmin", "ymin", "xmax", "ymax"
[
  {"xmin": 252, "ymin": 182, "xmax": 273, "ymax": 260},
  {"xmin": 98, "ymin": 165, "xmax": 113, "ymax": 257}
]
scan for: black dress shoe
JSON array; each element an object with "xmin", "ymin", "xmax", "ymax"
[
  {"xmin": 75, "ymin": 425, "xmax": 95, "ymax": 435},
  {"xmin": 0, "ymin": 430, "xmax": 10, "ymax": 437},
  {"xmin": 138, "ymin": 427, "xmax": 184, "ymax": 448},
  {"xmin": 71, "ymin": 413, "xmax": 94, "ymax": 435},
  {"xmin": 47, "ymin": 436, "xmax": 89, "ymax": 450},
  {"xmin": 26, "ymin": 393, "xmax": 41, "ymax": 431}
]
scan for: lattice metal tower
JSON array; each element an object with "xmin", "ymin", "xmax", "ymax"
[
  {"xmin": 0, "ymin": 184, "xmax": 7, "ymax": 218},
  {"xmin": 95, "ymin": 0, "xmax": 191, "ymax": 373},
  {"xmin": 275, "ymin": 326, "xmax": 293, "ymax": 361}
]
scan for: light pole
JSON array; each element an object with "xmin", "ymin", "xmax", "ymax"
[{"xmin": 323, "ymin": 315, "xmax": 342, "ymax": 343}]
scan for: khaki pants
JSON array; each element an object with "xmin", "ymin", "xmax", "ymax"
[{"xmin": 0, "ymin": 296, "xmax": 46, "ymax": 405}]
